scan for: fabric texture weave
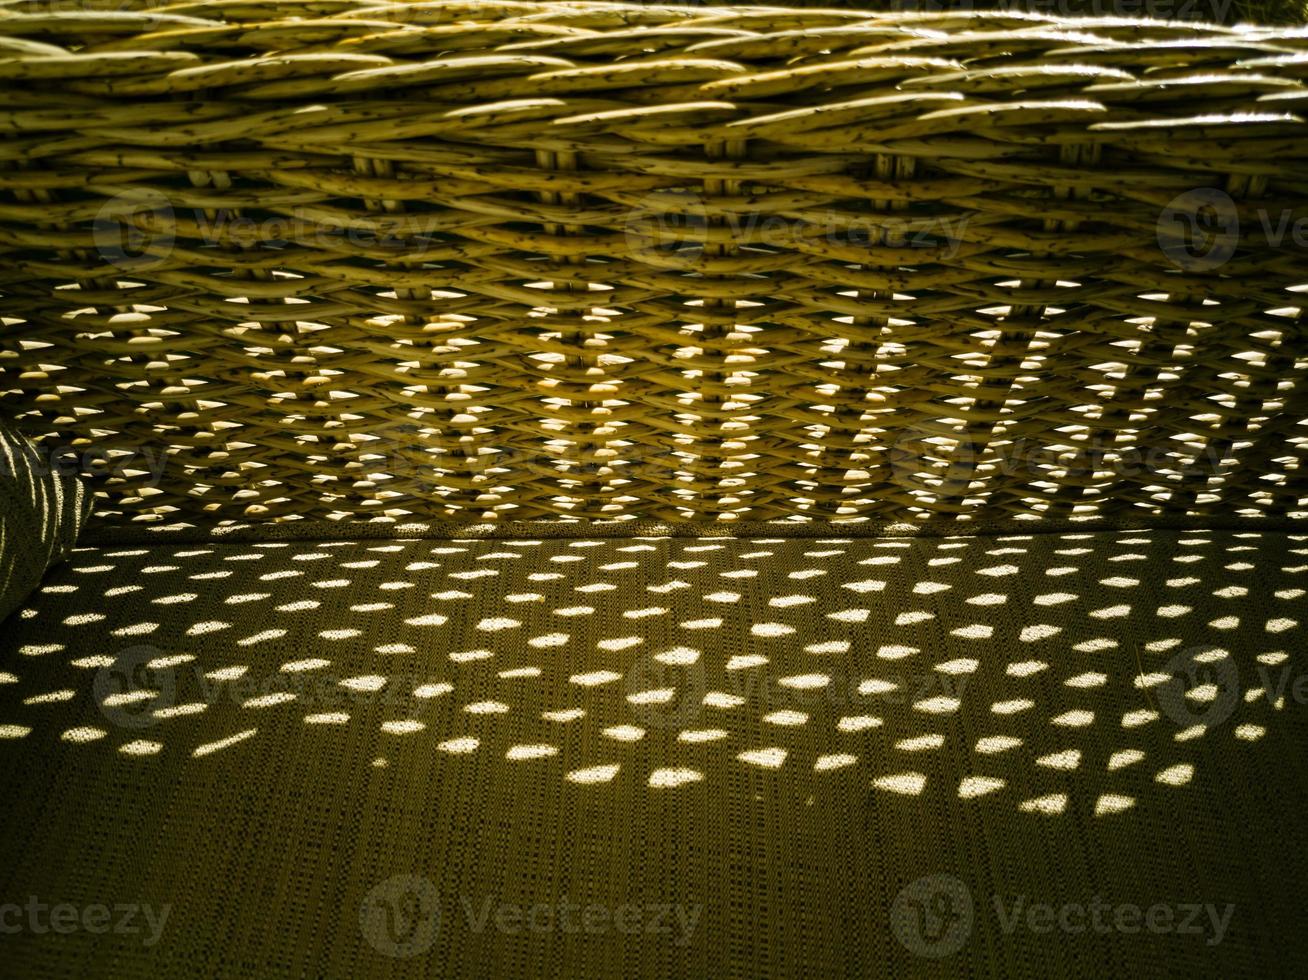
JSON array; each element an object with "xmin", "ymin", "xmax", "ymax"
[{"xmin": 0, "ymin": 528, "xmax": 1304, "ymax": 976}]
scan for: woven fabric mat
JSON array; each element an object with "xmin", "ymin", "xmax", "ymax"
[{"xmin": 1, "ymin": 528, "xmax": 1306, "ymax": 975}]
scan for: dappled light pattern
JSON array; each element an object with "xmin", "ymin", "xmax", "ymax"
[{"xmin": 1, "ymin": 529, "xmax": 1303, "ymax": 817}]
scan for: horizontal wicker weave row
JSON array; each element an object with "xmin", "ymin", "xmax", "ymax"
[{"xmin": 0, "ymin": 1, "xmax": 1306, "ymax": 525}]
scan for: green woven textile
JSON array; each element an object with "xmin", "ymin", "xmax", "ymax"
[{"xmin": 1, "ymin": 529, "xmax": 1305, "ymax": 976}]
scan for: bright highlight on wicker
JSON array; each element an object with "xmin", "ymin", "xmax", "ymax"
[{"xmin": 0, "ymin": 1, "xmax": 1305, "ymax": 526}]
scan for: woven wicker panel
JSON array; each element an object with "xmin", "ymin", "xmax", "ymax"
[{"xmin": 0, "ymin": 2, "xmax": 1306, "ymax": 526}]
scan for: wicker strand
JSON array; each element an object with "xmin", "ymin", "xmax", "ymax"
[{"xmin": 0, "ymin": 2, "xmax": 1305, "ymax": 527}]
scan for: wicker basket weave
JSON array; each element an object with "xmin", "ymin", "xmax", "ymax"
[{"xmin": 0, "ymin": 1, "xmax": 1305, "ymax": 526}]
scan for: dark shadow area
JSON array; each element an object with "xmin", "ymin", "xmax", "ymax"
[{"xmin": 701, "ymin": 0, "xmax": 1308, "ymax": 26}]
